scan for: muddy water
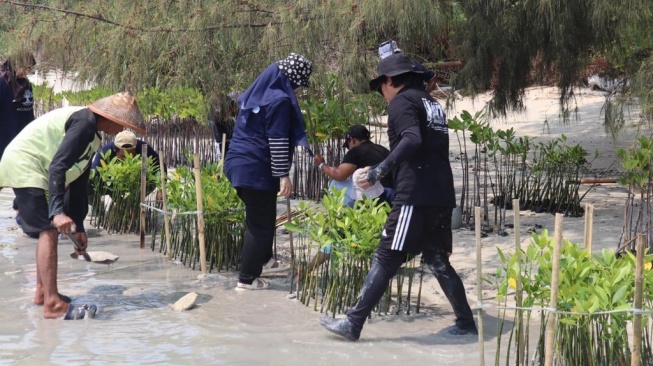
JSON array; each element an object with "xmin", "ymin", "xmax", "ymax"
[{"xmin": 0, "ymin": 190, "xmax": 501, "ymax": 366}]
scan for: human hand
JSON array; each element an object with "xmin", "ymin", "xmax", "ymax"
[
  {"xmin": 52, "ymin": 213, "xmax": 75, "ymax": 234},
  {"xmin": 279, "ymin": 177, "xmax": 292, "ymax": 199},
  {"xmin": 354, "ymin": 166, "xmax": 372, "ymax": 190},
  {"xmin": 73, "ymin": 232, "xmax": 88, "ymax": 255},
  {"xmin": 313, "ymin": 154, "xmax": 325, "ymax": 167}
]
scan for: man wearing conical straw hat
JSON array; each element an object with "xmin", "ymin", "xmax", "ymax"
[{"xmin": 0, "ymin": 92, "xmax": 145, "ymax": 320}]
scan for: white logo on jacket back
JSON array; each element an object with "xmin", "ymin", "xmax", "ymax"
[
  {"xmin": 422, "ymin": 98, "xmax": 447, "ymax": 133},
  {"xmin": 16, "ymin": 89, "xmax": 34, "ymax": 112}
]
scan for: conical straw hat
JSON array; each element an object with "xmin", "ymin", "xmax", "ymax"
[{"xmin": 88, "ymin": 92, "xmax": 146, "ymax": 134}]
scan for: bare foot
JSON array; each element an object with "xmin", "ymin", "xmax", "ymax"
[
  {"xmin": 34, "ymin": 292, "xmax": 72, "ymax": 305},
  {"xmin": 43, "ymin": 301, "xmax": 71, "ymax": 319}
]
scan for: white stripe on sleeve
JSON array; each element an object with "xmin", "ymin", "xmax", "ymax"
[{"xmin": 269, "ymin": 137, "xmax": 290, "ymax": 176}]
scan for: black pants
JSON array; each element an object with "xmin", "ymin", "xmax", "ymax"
[
  {"xmin": 236, "ymin": 187, "xmax": 277, "ymax": 284},
  {"xmin": 14, "ymin": 169, "xmax": 90, "ymax": 233},
  {"xmin": 346, "ymin": 206, "xmax": 475, "ymax": 330}
]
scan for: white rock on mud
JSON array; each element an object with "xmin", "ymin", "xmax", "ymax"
[
  {"xmin": 87, "ymin": 251, "xmax": 120, "ymax": 265},
  {"xmin": 172, "ymin": 292, "xmax": 198, "ymax": 311}
]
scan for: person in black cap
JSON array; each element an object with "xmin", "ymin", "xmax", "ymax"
[
  {"xmin": 305, "ymin": 124, "xmax": 392, "ymax": 274},
  {"xmin": 313, "ymin": 124, "xmax": 392, "ymax": 206},
  {"xmin": 319, "ymin": 53, "xmax": 477, "ymax": 340}
]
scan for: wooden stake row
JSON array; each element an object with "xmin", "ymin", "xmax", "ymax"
[
  {"xmin": 478, "ymin": 201, "xmax": 645, "ymax": 366},
  {"xmin": 632, "ymin": 234, "xmax": 645, "ymax": 366},
  {"xmin": 139, "ymin": 145, "xmax": 148, "ymax": 249},
  {"xmin": 475, "ymin": 207, "xmax": 485, "ymax": 366},
  {"xmin": 139, "ymin": 150, "xmax": 209, "ymax": 274},
  {"xmin": 193, "ymin": 154, "xmax": 208, "ymax": 275},
  {"xmin": 544, "ymin": 213, "xmax": 563, "ymax": 366},
  {"xmin": 159, "ymin": 151, "xmax": 172, "ymax": 261}
]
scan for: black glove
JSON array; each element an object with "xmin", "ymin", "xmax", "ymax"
[
  {"xmin": 366, "ymin": 167, "xmax": 380, "ymax": 186},
  {"xmin": 366, "ymin": 160, "xmax": 392, "ymax": 186}
]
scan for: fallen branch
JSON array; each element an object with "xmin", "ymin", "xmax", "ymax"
[
  {"xmin": 431, "ymin": 60, "xmax": 463, "ymax": 69},
  {"xmin": 579, "ymin": 178, "xmax": 618, "ymax": 184},
  {"xmin": 275, "ymin": 207, "xmax": 302, "ymax": 228}
]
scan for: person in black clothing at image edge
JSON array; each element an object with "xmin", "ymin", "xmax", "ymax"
[
  {"xmin": 1, "ymin": 51, "xmax": 37, "ymax": 237},
  {"xmin": 319, "ymin": 53, "xmax": 478, "ymax": 341}
]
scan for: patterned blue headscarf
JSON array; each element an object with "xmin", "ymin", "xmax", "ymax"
[
  {"xmin": 237, "ymin": 56, "xmax": 313, "ymax": 155},
  {"xmin": 277, "ymin": 53, "xmax": 312, "ymax": 87}
]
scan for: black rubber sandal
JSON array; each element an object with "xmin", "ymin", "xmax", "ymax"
[{"xmin": 63, "ymin": 304, "xmax": 97, "ymax": 320}]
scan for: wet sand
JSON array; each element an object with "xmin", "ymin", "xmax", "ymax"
[{"xmin": 0, "ymin": 190, "xmax": 510, "ymax": 366}]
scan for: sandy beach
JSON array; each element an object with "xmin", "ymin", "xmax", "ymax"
[{"xmin": 0, "ymin": 86, "xmax": 647, "ymax": 365}]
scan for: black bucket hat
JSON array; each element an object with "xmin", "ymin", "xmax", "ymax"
[{"xmin": 369, "ymin": 53, "xmax": 424, "ymax": 93}]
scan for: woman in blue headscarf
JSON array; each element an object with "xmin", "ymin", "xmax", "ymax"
[{"xmin": 225, "ymin": 52, "xmax": 312, "ymax": 290}]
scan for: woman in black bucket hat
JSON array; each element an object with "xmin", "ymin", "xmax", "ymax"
[{"xmin": 320, "ymin": 53, "xmax": 478, "ymax": 340}]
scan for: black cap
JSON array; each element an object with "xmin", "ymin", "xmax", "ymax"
[
  {"xmin": 343, "ymin": 124, "xmax": 370, "ymax": 148},
  {"xmin": 369, "ymin": 53, "xmax": 424, "ymax": 93}
]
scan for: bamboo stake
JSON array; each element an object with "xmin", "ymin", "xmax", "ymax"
[
  {"xmin": 544, "ymin": 213, "xmax": 563, "ymax": 366},
  {"xmin": 406, "ymin": 263, "xmax": 414, "ymax": 315},
  {"xmin": 584, "ymin": 204, "xmax": 594, "ymax": 253},
  {"xmin": 287, "ymin": 197, "xmax": 294, "ymax": 262},
  {"xmin": 193, "ymin": 153, "xmax": 208, "ymax": 274},
  {"xmin": 513, "ymin": 199, "xmax": 525, "ymax": 365},
  {"xmin": 159, "ymin": 151, "xmax": 172, "ymax": 261},
  {"xmin": 416, "ymin": 266, "xmax": 424, "ymax": 314},
  {"xmin": 139, "ymin": 144, "xmax": 148, "ymax": 249},
  {"xmin": 475, "ymin": 206, "xmax": 485, "ymax": 366},
  {"xmin": 220, "ymin": 133, "xmax": 227, "ymax": 174},
  {"xmin": 631, "ymin": 234, "xmax": 645, "ymax": 366}
]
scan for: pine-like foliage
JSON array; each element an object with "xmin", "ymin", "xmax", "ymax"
[
  {"xmin": 0, "ymin": 0, "xmax": 452, "ymax": 100},
  {"xmin": 1, "ymin": 0, "xmax": 652, "ymax": 124},
  {"xmin": 453, "ymin": 0, "xmax": 653, "ymax": 120}
]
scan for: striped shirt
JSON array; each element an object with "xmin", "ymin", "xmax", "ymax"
[{"xmin": 269, "ymin": 137, "xmax": 290, "ymax": 177}]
